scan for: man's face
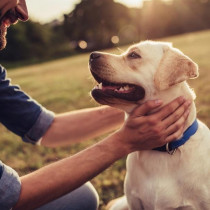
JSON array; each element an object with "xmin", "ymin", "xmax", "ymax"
[{"xmin": 0, "ymin": 0, "xmax": 28, "ymax": 50}]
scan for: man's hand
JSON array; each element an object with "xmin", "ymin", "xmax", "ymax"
[{"xmin": 116, "ymin": 96, "xmax": 191, "ymax": 153}]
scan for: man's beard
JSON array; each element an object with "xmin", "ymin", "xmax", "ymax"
[
  {"xmin": 0, "ymin": 23, "xmax": 7, "ymax": 50},
  {"xmin": 0, "ymin": 9, "xmax": 19, "ymax": 50}
]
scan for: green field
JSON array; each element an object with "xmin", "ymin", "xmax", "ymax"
[{"xmin": 1, "ymin": 30, "xmax": 210, "ymax": 209}]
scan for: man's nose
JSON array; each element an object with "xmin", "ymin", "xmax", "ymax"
[{"xmin": 15, "ymin": 0, "xmax": 29, "ymax": 22}]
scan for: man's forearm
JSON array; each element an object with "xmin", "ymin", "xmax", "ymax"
[
  {"xmin": 13, "ymin": 98, "xmax": 191, "ymax": 210},
  {"xmin": 41, "ymin": 106, "xmax": 124, "ymax": 147},
  {"xmin": 13, "ymin": 132, "xmax": 127, "ymax": 210}
]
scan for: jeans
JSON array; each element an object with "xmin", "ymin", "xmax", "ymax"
[{"xmin": 36, "ymin": 182, "xmax": 99, "ymax": 210}]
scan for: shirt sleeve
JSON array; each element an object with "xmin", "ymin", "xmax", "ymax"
[
  {"xmin": 0, "ymin": 161, "xmax": 21, "ymax": 210},
  {"xmin": 0, "ymin": 65, "xmax": 54, "ymax": 144}
]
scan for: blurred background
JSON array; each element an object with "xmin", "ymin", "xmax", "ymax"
[
  {"xmin": 1, "ymin": 0, "xmax": 210, "ymax": 66},
  {"xmin": 0, "ymin": 0, "xmax": 210, "ymax": 209}
]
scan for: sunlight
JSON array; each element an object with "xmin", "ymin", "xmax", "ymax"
[
  {"xmin": 27, "ymin": 0, "xmax": 80, "ymax": 23},
  {"xmin": 114, "ymin": 0, "xmax": 143, "ymax": 8}
]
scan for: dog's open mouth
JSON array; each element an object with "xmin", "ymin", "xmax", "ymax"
[{"xmin": 91, "ymin": 72, "xmax": 145, "ymax": 101}]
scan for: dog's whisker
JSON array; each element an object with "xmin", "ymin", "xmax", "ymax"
[{"xmin": 117, "ymin": 47, "xmax": 124, "ymax": 54}]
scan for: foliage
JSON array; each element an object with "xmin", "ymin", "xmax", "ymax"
[
  {"xmin": 140, "ymin": 0, "xmax": 210, "ymax": 39},
  {"xmin": 1, "ymin": 30, "xmax": 210, "ymax": 209},
  {"xmin": 63, "ymin": 0, "xmax": 134, "ymax": 50},
  {"xmin": 0, "ymin": 21, "xmax": 72, "ymax": 62},
  {"xmin": 1, "ymin": 0, "xmax": 210, "ymax": 63},
  {"xmin": 64, "ymin": 0, "xmax": 210, "ymax": 48}
]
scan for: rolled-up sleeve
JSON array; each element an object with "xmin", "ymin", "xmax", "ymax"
[
  {"xmin": 0, "ymin": 65, "xmax": 54, "ymax": 144},
  {"xmin": 22, "ymin": 108, "xmax": 54, "ymax": 144},
  {"xmin": 0, "ymin": 161, "xmax": 21, "ymax": 210}
]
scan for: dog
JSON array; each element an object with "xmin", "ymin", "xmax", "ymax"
[{"xmin": 89, "ymin": 40, "xmax": 210, "ymax": 209}]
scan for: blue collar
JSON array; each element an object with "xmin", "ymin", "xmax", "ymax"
[{"xmin": 153, "ymin": 119, "xmax": 198, "ymax": 154}]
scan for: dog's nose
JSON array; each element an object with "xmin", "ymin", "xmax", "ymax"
[{"xmin": 90, "ymin": 52, "xmax": 101, "ymax": 60}]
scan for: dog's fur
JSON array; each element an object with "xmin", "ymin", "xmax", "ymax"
[{"xmin": 89, "ymin": 41, "xmax": 210, "ymax": 209}]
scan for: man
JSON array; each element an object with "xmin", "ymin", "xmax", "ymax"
[{"xmin": 0, "ymin": 0, "xmax": 191, "ymax": 209}]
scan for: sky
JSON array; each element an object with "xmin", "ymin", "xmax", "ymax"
[{"xmin": 27, "ymin": 0, "xmax": 143, "ymax": 24}]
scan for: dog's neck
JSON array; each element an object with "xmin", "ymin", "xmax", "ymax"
[
  {"xmin": 126, "ymin": 81, "xmax": 196, "ymax": 135},
  {"xmin": 155, "ymin": 82, "xmax": 196, "ymax": 132}
]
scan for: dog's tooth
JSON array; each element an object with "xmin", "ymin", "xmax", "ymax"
[
  {"xmin": 124, "ymin": 85, "xmax": 129, "ymax": 91},
  {"xmin": 98, "ymin": 83, "xmax": 102, "ymax": 89},
  {"xmin": 119, "ymin": 87, "xmax": 124, "ymax": 92}
]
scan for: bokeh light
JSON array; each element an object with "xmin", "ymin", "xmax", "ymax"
[
  {"xmin": 111, "ymin": 36, "xmax": 120, "ymax": 44},
  {"xmin": 78, "ymin": 40, "xmax": 87, "ymax": 49}
]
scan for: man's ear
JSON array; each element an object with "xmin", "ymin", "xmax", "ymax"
[{"xmin": 154, "ymin": 47, "xmax": 199, "ymax": 91}]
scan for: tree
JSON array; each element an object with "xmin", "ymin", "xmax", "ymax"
[
  {"xmin": 63, "ymin": 0, "xmax": 133, "ymax": 50},
  {"xmin": 0, "ymin": 21, "xmax": 71, "ymax": 62}
]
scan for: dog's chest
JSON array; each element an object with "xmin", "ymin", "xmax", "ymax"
[{"xmin": 125, "ymin": 123, "xmax": 210, "ymax": 209}]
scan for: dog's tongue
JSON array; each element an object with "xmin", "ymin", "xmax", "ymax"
[{"xmin": 102, "ymin": 85, "xmax": 119, "ymax": 90}]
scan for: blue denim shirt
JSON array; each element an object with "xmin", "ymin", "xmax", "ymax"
[{"xmin": 0, "ymin": 65, "xmax": 54, "ymax": 209}]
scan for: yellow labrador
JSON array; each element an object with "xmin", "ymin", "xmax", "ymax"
[{"xmin": 89, "ymin": 41, "xmax": 210, "ymax": 210}]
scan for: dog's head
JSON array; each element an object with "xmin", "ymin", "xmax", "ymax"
[{"xmin": 89, "ymin": 41, "xmax": 198, "ymax": 112}]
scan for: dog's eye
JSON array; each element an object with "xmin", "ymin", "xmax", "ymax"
[{"xmin": 128, "ymin": 52, "xmax": 141, "ymax": 59}]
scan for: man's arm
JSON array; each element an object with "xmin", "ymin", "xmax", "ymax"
[
  {"xmin": 41, "ymin": 106, "xmax": 125, "ymax": 147},
  {"xmin": 13, "ymin": 97, "xmax": 191, "ymax": 210},
  {"xmin": 14, "ymin": 133, "xmax": 128, "ymax": 210}
]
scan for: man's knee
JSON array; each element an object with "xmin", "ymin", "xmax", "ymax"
[
  {"xmin": 37, "ymin": 182, "xmax": 99, "ymax": 210},
  {"xmin": 66, "ymin": 182, "xmax": 99, "ymax": 210},
  {"xmin": 81, "ymin": 182, "xmax": 99, "ymax": 210}
]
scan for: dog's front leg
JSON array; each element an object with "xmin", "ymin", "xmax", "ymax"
[
  {"xmin": 108, "ymin": 196, "xmax": 129, "ymax": 210},
  {"xmin": 126, "ymin": 193, "xmax": 144, "ymax": 210},
  {"xmin": 125, "ymin": 179, "xmax": 145, "ymax": 210}
]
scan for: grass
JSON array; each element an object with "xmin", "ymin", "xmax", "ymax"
[{"xmin": 1, "ymin": 29, "xmax": 210, "ymax": 209}]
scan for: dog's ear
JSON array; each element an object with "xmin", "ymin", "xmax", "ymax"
[{"xmin": 154, "ymin": 46, "xmax": 199, "ymax": 91}]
